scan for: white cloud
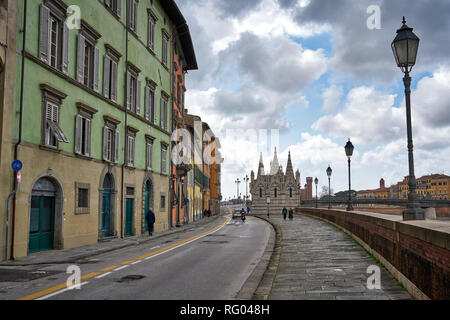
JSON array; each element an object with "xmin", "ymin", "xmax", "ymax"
[
  {"xmin": 211, "ymin": 0, "xmax": 330, "ymax": 54},
  {"xmin": 413, "ymin": 65, "xmax": 450, "ymax": 128},
  {"xmin": 177, "ymin": 0, "xmax": 450, "ymax": 199},
  {"xmin": 312, "ymin": 86, "xmax": 404, "ymax": 144},
  {"xmin": 321, "ymin": 84, "xmax": 343, "ymax": 112}
]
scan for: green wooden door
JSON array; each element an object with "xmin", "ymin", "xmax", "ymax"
[
  {"xmin": 29, "ymin": 196, "xmax": 55, "ymax": 254},
  {"xmin": 102, "ymin": 190, "xmax": 112, "ymax": 238},
  {"xmin": 125, "ymin": 198, "xmax": 133, "ymax": 237}
]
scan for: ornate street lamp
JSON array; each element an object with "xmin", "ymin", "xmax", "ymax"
[
  {"xmin": 314, "ymin": 177, "xmax": 319, "ymax": 208},
  {"xmin": 345, "ymin": 139, "xmax": 354, "ymax": 211},
  {"xmin": 235, "ymin": 178, "xmax": 241, "ymax": 203},
  {"xmin": 392, "ymin": 17, "xmax": 424, "ymax": 221},
  {"xmin": 326, "ymin": 165, "xmax": 332, "ymax": 209},
  {"xmin": 244, "ymin": 175, "xmax": 249, "ymax": 204}
]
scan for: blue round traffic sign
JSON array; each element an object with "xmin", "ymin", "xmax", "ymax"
[{"xmin": 11, "ymin": 160, "xmax": 23, "ymax": 171}]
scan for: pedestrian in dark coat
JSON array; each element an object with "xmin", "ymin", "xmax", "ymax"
[
  {"xmin": 146, "ymin": 207, "xmax": 156, "ymax": 236},
  {"xmin": 288, "ymin": 208, "xmax": 294, "ymax": 220},
  {"xmin": 282, "ymin": 207, "xmax": 288, "ymax": 220}
]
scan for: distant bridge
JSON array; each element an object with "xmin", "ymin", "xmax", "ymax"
[{"xmin": 301, "ymin": 198, "xmax": 450, "ymax": 208}]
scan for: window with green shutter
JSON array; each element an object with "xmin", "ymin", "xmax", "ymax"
[
  {"xmin": 105, "ymin": 0, "xmax": 122, "ymax": 17},
  {"xmin": 77, "ymin": 21, "xmax": 101, "ymax": 92},
  {"xmin": 104, "ymin": 45, "xmax": 121, "ymax": 102},
  {"xmin": 75, "ymin": 103, "xmax": 97, "ymax": 157},
  {"xmin": 39, "ymin": 1, "xmax": 69, "ymax": 74},
  {"xmin": 40, "ymin": 84, "xmax": 69, "ymax": 149}
]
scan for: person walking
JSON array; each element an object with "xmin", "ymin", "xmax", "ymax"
[
  {"xmin": 282, "ymin": 207, "xmax": 287, "ymax": 220},
  {"xmin": 288, "ymin": 208, "xmax": 294, "ymax": 220},
  {"xmin": 146, "ymin": 207, "xmax": 156, "ymax": 236}
]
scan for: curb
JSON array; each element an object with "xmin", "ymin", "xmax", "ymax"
[
  {"xmin": 244, "ymin": 214, "xmax": 284, "ymax": 300},
  {"xmin": 235, "ymin": 215, "xmax": 276, "ymax": 300},
  {"xmin": 0, "ymin": 214, "xmax": 224, "ymax": 267}
]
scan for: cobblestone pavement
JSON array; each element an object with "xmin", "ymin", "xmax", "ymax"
[{"xmin": 253, "ymin": 213, "xmax": 412, "ymax": 300}]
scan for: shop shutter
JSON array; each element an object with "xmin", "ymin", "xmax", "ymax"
[
  {"xmin": 77, "ymin": 34, "xmax": 86, "ymax": 83},
  {"xmin": 114, "ymin": 130, "xmax": 120, "ymax": 163},
  {"xmin": 75, "ymin": 115, "xmax": 83, "ymax": 154},
  {"xmin": 103, "ymin": 55, "xmax": 111, "ymax": 98},
  {"xmin": 39, "ymin": 5, "xmax": 50, "ymax": 64},
  {"xmin": 136, "ymin": 80, "xmax": 141, "ymax": 114},
  {"xmin": 93, "ymin": 47, "xmax": 100, "ymax": 92},
  {"xmin": 62, "ymin": 23, "xmax": 69, "ymax": 74},
  {"xmin": 103, "ymin": 126, "xmax": 109, "ymax": 160}
]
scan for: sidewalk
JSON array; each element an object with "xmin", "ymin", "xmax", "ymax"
[
  {"xmin": 0, "ymin": 214, "xmax": 223, "ymax": 267},
  {"xmin": 252, "ymin": 213, "xmax": 412, "ymax": 300}
]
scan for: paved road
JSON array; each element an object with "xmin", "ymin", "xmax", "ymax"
[
  {"xmin": 0, "ymin": 215, "xmax": 271, "ymax": 300},
  {"xmin": 253, "ymin": 213, "xmax": 412, "ymax": 300}
]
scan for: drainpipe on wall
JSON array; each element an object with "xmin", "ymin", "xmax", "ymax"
[
  {"xmin": 10, "ymin": 0, "xmax": 27, "ymax": 260},
  {"xmin": 168, "ymin": 24, "xmax": 175, "ymax": 229},
  {"xmin": 121, "ymin": 5, "xmax": 129, "ymax": 239}
]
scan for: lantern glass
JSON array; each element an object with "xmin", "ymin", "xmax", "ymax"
[
  {"xmin": 392, "ymin": 40, "xmax": 407, "ymax": 66},
  {"xmin": 392, "ymin": 18, "xmax": 420, "ymax": 69},
  {"xmin": 392, "ymin": 38, "xmax": 419, "ymax": 68},
  {"xmin": 314, "ymin": 178, "xmax": 318, "ymax": 185},
  {"xmin": 345, "ymin": 139, "xmax": 354, "ymax": 157},
  {"xmin": 326, "ymin": 166, "xmax": 332, "ymax": 177}
]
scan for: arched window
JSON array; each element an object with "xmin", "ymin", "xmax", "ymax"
[
  {"xmin": 259, "ymin": 188, "xmax": 262, "ymax": 198},
  {"xmin": 290, "ymin": 188, "xmax": 293, "ymax": 198},
  {"xmin": 274, "ymin": 188, "xmax": 277, "ymax": 198},
  {"xmin": 103, "ymin": 173, "xmax": 114, "ymax": 189}
]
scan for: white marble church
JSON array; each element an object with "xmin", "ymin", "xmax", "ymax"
[{"xmin": 250, "ymin": 148, "xmax": 301, "ymax": 213}]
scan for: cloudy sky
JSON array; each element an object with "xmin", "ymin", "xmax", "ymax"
[{"xmin": 178, "ymin": 0, "xmax": 450, "ymax": 200}]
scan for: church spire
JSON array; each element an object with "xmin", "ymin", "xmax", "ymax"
[
  {"xmin": 270, "ymin": 147, "xmax": 280, "ymax": 175},
  {"xmin": 257, "ymin": 153, "xmax": 265, "ymax": 177},
  {"xmin": 285, "ymin": 151, "xmax": 294, "ymax": 179}
]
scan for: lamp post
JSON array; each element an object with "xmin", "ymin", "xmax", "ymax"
[
  {"xmin": 314, "ymin": 177, "xmax": 318, "ymax": 208},
  {"xmin": 391, "ymin": 17, "xmax": 425, "ymax": 221},
  {"xmin": 345, "ymin": 139, "xmax": 354, "ymax": 211},
  {"xmin": 235, "ymin": 178, "xmax": 241, "ymax": 203},
  {"xmin": 244, "ymin": 175, "xmax": 249, "ymax": 205},
  {"xmin": 326, "ymin": 165, "xmax": 332, "ymax": 209}
]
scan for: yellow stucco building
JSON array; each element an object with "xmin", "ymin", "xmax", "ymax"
[
  {"xmin": 357, "ymin": 178, "xmax": 391, "ymax": 199},
  {"xmin": 397, "ymin": 174, "xmax": 449, "ymax": 200}
]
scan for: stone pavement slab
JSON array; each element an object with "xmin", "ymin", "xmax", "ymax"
[{"xmin": 253, "ymin": 213, "xmax": 412, "ymax": 300}]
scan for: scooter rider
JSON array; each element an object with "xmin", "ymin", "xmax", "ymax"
[{"xmin": 240, "ymin": 208, "xmax": 246, "ymax": 222}]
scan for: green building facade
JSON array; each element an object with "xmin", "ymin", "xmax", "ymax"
[{"xmin": 5, "ymin": 0, "xmax": 196, "ymax": 259}]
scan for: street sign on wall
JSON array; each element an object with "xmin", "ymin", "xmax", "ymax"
[{"xmin": 11, "ymin": 160, "xmax": 23, "ymax": 172}]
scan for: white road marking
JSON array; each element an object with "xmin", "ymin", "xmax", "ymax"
[
  {"xmin": 95, "ymin": 272, "xmax": 112, "ymax": 279},
  {"xmin": 114, "ymin": 265, "xmax": 129, "ymax": 271},
  {"xmin": 29, "ymin": 218, "xmax": 230, "ymax": 300},
  {"xmin": 130, "ymin": 260, "xmax": 142, "ymax": 265},
  {"xmin": 36, "ymin": 282, "xmax": 89, "ymax": 300},
  {"xmin": 138, "ymin": 219, "xmax": 230, "ymax": 263}
]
